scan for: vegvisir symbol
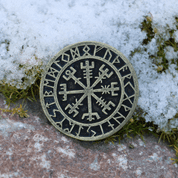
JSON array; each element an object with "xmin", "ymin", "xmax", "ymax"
[
  {"xmin": 58, "ymin": 60, "xmax": 120, "ymax": 121},
  {"xmin": 40, "ymin": 42, "xmax": 139, "ymax": 141}
]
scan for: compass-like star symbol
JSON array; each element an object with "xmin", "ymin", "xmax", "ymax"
[{"xmin": 58, "ymin": 60, "xmax": 120, "ymax": 121}]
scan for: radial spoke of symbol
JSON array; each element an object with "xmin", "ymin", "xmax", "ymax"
[
  {"xmin": 91, "ymin": 93, "xmax": 115, "ymax": 115},
  {"xmin": 93, "ymin": 83, "xmax": 120, "ymax": 95},
  {"xmin": 91, "ymin": 64, "xmax": 113, "ymax": 88},
  {"xmin": 72, "ymin": 75, "xmax": 86, "ymax": 89},
  {"xmin": 63, "ymin": 67, "xmax": 86, "ymax": 89},
  {"xmin": 80, "ymin": 60, "xmax": 94, "ymax": 87},
  {"xmin": 59, "ymin": 89, "xmax": 85, "ymax": 95},
  {"xmin": 65, "ymin": 93, "xmax": 87, "ymax": 117}
]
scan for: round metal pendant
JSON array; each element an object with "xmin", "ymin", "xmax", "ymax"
[{"xmin": 40, "ymin": 41, "xmax": 139, "ymax": 141}]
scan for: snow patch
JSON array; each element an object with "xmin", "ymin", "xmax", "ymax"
[
  {"xmin": 139, "ymin": 152, "xmax": 143, "ymax": 156},
  {"xmin": 0, "ymin": 118, "xmax": 35, "ymax": 137},
  {"xmin": 148, "ymin": 153, "xmax": 160, "ymax": 162},
  {"xmin": 90, "ymin": 156, "xmax": 100, "ymax": 171},
  {"xmin": 138, "ymin": 139, "xmax": 145, "ymax": 147},
  {"xmin": 117, "ymin": 144, "xmax": 127, "ymax": 152},
  {"xmin": 33, "ymin": 133, "xmax": 49, "ymax": 142},
  {"xmin": 30, "ymin": 154, "xmax": 51, "ymax": 169},
  {"xmin": 39, "ymin": 154, "xmax": 51, "ymax": 169},
  {"xmin": 57, "ymin": 147, "xmax": 75, "ymax": 159},
  {"xmin": 112, "ymin": 153, "xmax": 128, "ymax": 170},
  {"xmin": 61, "ymin": 136, "xmax": 69, "ymax": 143},
  {"xmin": 135, "ymin": 167, "xmax": 142, "ymax": 176}
]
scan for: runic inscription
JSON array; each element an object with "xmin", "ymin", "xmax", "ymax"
[{"xmin": 40, "ymin": 41, "xmax": 139, "ymax": 141}]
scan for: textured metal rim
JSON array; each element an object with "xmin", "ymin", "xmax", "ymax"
[{"xmin": 40, "ymin": 41, "xmax": 139, "ymax": 141}]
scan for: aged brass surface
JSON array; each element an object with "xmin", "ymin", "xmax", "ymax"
[{"xmin": 40, "ymin": 41, "xmax": 139, "ymax": 141}]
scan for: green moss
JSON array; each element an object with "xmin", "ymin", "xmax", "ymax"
[
  {"xmin": 3, "ymin": 78, "xmax": 40, "ymax": 102},
  {"xmin": 102, "ymin": 108, "xmax": 157, "ymax": 144},
  {"xmin": 141, "ymin": 16, "xmax": 155, "ymax": 45},
  {"xmin": 0, "ymin": 62, "xmax": 43, "ymax": 107},
  {"xmin": 1, "ymin": 39, "xmax": 10, "ymax": 51},
  {"xmin": 175, "ymin": 113, "xmax": 178, "ymax": 118},
  {"xmin": 139, "ymin": 16, "xmax": 178, "ymax": 73},
  {"xmin": 0, "ymin": 104, "xmax": 29, "ymax": 118},
  {"xmin": 104, "ymin": 16, "xmax": 178, "ymax": 163},
  {"xmin": 101, "ymin": 110, "xmax": 178, "ymax": 164}
]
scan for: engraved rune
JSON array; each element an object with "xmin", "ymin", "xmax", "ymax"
[{"xmin": 58, "ymin": 60, "xmax": 120, "ymax": 121}]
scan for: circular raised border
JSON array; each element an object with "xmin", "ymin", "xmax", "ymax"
[{"xmin": 40, "ymin": 41, "xmax": 139, "ymax": 141}]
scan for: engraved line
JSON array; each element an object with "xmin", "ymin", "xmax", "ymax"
[
  {"xmin": 103, "ymin": 49, "xmax": 112, "ymax": 62},
  {"xmin": 122, "ymin": 73, "xmax": 132, "ymax": 79},
  {"xmin": 62, "ymin": 67, "xmax": 86, "ymax": 88},
  {"xmin": 44, "ymin": 95, "xmax": 54, "ymax": 97},
  {"xmin": 50, "ymin": 109, "xmax": 59, "ymax": 118},
  {"xmin": 80, "ymin": 60, "xmax": 94, "ymax": 87},
  {"xmin": 122, "ymin": 104, "xmax": 131, "ymax": 111},
  {"xmin": 58, "ymin": 89, "xmax": 85, "ymax": 95},
  {"xmin": 93, "ymin": 46, "xmax": 103, "ymax": 56},
  {"xmin": 83, "ymin": 45, "xmax": 91, "ymax": 56},
  {"xmin": 87, "ymin": 93, "xmax": 92, "ymax": 116},
  {"xmin": 112, "ymin": 56, "xmax": 120, "ymax": 64},
  {"xmin": 56, "ymin": 118, "xmax": 65, "ymax": 128},
  {"xmin": 91, "ymin": 93, "xmax": 115, "ymax": 115},
  {"xmin": 100, "ymin": 125, "xmax": 104, "ymax": 135},
  {"xmin": 87, "ymin": 126, "xmax": 91, "ymax": 133},
  {"xmin": 65, "ymin": 93, "xmax": 87, "ymax": 117},
  {"xmin": 108, "ymin": 120, "xmax": 115, "ymax": 130},
  {"xmin": 43, "ymin": 84, "xmax": 54, "ymax": 89},
  {"xmin": 122, "ymin": 94, "xmax": 135, "ymax": 104},
  {"xmin": 64, "ymin": 121, "xmax": 75, "ymax": 134},
  {"xmin": 44, "ymin": 91, "xmax": 54, "ymax": 97},
  {"xmin": 49, "ymin": 67, "xmax": 60, "ymax": 73},
  {"xmin": 46, "ymin": 102, "xmax": 56, "ymax": 108},
  {"xmin": 116, "ymin": 112, "xmax": 126, "ymax": 119},
  {"xmin": 91, "ymin": 65, "xmax": 113, "ymax": 88},
  {"xmin": 91, "ymin": 71, "xmax": 106, "ymax": 88},
  {"xmin": 124, "ymin": 82, "xmax": 135, "ymax": 92},
  {"xmin": 69, "ymin": 122, "xmax": 75, "ymax": 133},
  {"xmin": 72, "ymin": 75, "xmax": 86, "ymax": 89},
  {"xmin": 91, "ymin": 130, "xmax": 96, "ymax": 137},
  {"xmin": 70, "ymin": 47, "xmax": 80, "ymax": 59},
  {"xmin": 93, "ymin": 86, "xmax": 120, "ymax": 94},
  {"xmin": 76, "ymin": 126, "xmax": 83, "ymax": 137},
  {"xmin": 62, "ymin": 53, "xmax": 70, "ymax": 62},
  {"xmin": 118, "ymin": 65, "xmax": 128, "ymax": 72},
  {"xmin": 112, "ymin": 117, "xmax": 121, "ymax": 124},
  {"xmin": 48, "ymin": 67, "xmax": 59, "ymax": 78},
  {"xmin": 54, "ymin": 61, "xmax": 63, "ymax": 69},
  {"xmin": 44, "ymin": 79, "xmax": 55, "ymax": 83}
]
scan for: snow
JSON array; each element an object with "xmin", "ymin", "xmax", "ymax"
[
  {"xmin": 57, "ymin": 147, "xmax": 75, "ymax": 159},
  {"xmin": 0, "ymin": 0, "xmax": 178, "ymax": 131},
  {"xmin": 0, "ymin": 118, "xmax": 35, "ymax": 137},
  {"xmin": 90, "ymin": 156, "xmax": 100, "ymax": 171},
  {"xmin": 164, "ymin": 46, "xmax": 178, "ymax": 63}
]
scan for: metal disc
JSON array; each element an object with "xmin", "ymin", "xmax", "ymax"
[{"xmin": 40, "ymin": 41, "xmax": 139, "ymax": 141}]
